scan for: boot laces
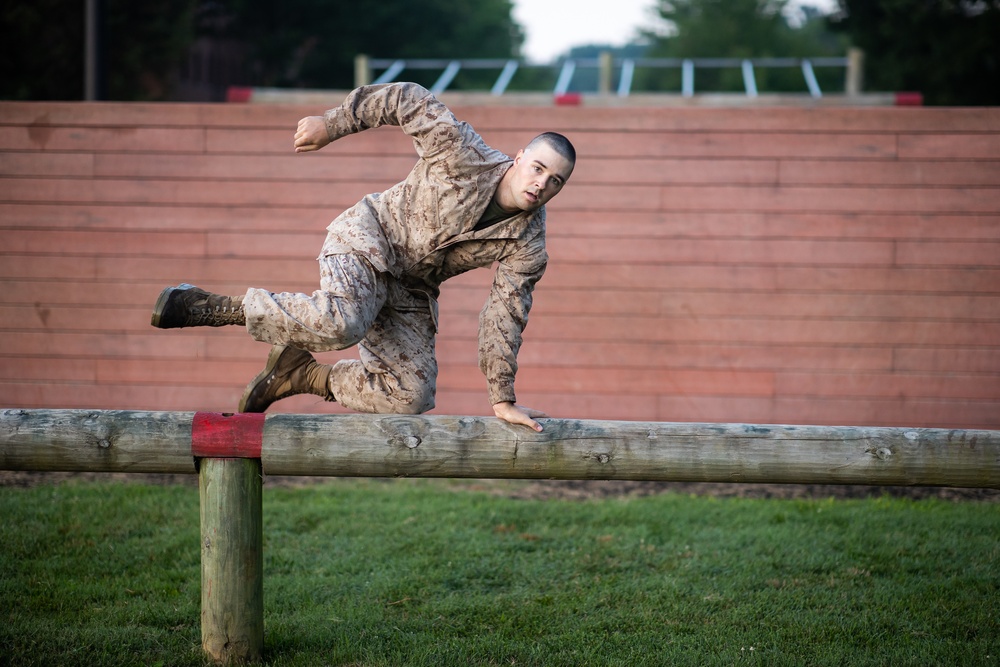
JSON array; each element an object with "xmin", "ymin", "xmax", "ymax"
[{"xmin": 189, "ymin": 301, "xmax": 242, "ymax": 326}]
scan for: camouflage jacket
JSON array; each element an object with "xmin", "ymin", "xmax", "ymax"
[{"xmin": 320, "ymin": 83, "xmax": 548, "ymax": 406}]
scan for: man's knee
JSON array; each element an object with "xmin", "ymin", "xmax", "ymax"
[
  {"xmin": 307, "ymin": 315, "xmax": 368, "ymax": 351},
  {"xmin": 290, "ymin": 287, "xmax": 379, "ymax": 351},
  {"xmin": 386, "ymin": 383, "xmax": 435, "ymax": 415}
]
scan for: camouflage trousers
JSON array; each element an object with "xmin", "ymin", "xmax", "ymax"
[{"xmin": 243, "ymin": 253, "xmax": 438, "ymax": 414}]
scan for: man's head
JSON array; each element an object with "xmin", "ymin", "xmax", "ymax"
[{"xmin": 499, "ymin": 132, "xmax": 576, "ymax": 213}]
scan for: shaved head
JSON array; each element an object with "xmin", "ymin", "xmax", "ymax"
[{"xmin": 526, "ymin": 132, "xmax": 576, "ymax": 167}]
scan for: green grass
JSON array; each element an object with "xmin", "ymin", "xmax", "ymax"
[{"xmin": 1, "ymin": 479, "xmax": 997, "ymax": 666}]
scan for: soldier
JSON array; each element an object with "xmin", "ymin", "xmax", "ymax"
[{"xmin": 151, "ymin": 82, "xmax": 575, "ymax": 432}]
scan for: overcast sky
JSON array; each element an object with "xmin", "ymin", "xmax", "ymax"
[{"xmin": 511, "ymin": 0, "xmax": 839, "ymax": 63}]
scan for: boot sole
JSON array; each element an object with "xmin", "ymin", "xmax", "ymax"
[
  {"xmin": 238, "ymin": 345, "xmax": 290, "ymax": 413},
  {"xmin": 150, "ymin": 283, "xmax": 195, "ymax": 328}
]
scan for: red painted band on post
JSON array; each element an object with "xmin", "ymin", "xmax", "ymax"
[
  {"xmin": 894, "ymin": 91, "xmax": 924, "ymax": 106},
  {"xmin": 191, "ymin": 412, "xmax": 265, "ymax": 458},
  {"xmin": 226, "ymin": 86, "xmax": 253, "ymax": 103},
  {"xmin": 554, "ymin": 93, "xmax": 582, "ymax": 106}
]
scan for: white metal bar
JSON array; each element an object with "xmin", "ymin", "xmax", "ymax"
[
  {"xmin": 430, "ymin": 61, "xmax": 461, "ymax": 94},
  {"xmin": 491, "ymin": 60, "xmax": 519, "ymax": 95},
  {"xmin": 372, "ymin": 60, "xmax": 406, "ymax": 85},
  {"xmin": 681, "ymin": 59, "xmax": 694, "ymax": 96},
  {"xmin": 617, "ymin": 59, "xmax": 635, "ymax": 97},
  {"xmin": 801, "ymin": 59, "xmax": 822, "ymax": 98},
  {"xmin": 741, "ymin": 59, "xmax": 758, "ymax": 97},
  {"xmin": 554, "ymin": 60, "xmax": 576, "ymax": 95}
]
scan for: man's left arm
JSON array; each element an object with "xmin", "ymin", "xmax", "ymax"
[{"xmin": 479, "ymin": 229, "xmax": 549, "ymax": 431}]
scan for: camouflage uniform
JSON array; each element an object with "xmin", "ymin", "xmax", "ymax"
[{"xmin": 243, "ymin": 83, "xmax": 547, "ymax": 414}]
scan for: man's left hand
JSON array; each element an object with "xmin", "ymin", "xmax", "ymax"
[{"xmin": 493, "ymin": 401, "xmax": 548, "ymax": 432}]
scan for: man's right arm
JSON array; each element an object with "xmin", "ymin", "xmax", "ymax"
[
  {"xmin": 293, "ymin": 83, "xmax": 456, "ymax": 157},
  {"xmin": 493, "ymin": 401, "xmax": 548, "ymax": 432}
]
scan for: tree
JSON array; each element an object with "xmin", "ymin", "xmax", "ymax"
[
  {"xmin": 1, "ymin": 0, "xmax": 523, "ymax": 100},
  {"xmin": 1, "ymin": 0, "xmax": 197, "ymax": 101},
  {"xmin": 827, "ymin": 0, "xmax": 1000, "ymax": 105},
  {"xmin": 2, "ymin": 0, "xmax": 82, "ymax": 100},
  {"xmin": 214, "ymin": 0, "xmax": 523, "ymax": 91},
  {"xmin": 638, "ymin": 0, "xmax": 847, "ymax": 94},
  {"xmin": 105, "ymin": 0, "xmax": 200, "ymax": 100}
]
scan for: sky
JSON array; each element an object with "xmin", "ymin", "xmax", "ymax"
[{"xmin": 511, "ymin": 0, "xmax": 839, "ymax": 63}]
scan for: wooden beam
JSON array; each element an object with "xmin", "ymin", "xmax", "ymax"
[
  {"xmin": 2, "ymin": 409, "xmax": 998, "ymax": 488},
  {"xmin": 0, "ymin": 409, "xmax": 196, "ymax": 473}
]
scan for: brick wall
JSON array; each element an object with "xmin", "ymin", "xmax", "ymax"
[{"xmin": 1, "ymin": 100, "xmax": 998, "ymax": 428}]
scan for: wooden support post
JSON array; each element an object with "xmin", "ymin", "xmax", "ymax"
[
  {"xmin": 598, "ymin": 51, "xmax": 613, "ymax": 95},
  {"xmin": 354, "ymin": 54, "xmax": 371, "ymax": 87},
  {"xmin": 846, "ymin": 47, "xmax": 864, "ymax": 96},
  {"xmin": 200, "ymin": 457, "xmax": 264, "ymax": 664}
]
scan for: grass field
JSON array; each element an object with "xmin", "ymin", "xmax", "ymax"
[{"xmin": 1, "ymin": 478, "xmax": 997, "ymax": 666}]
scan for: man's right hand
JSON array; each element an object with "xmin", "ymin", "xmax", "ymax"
[
  {"xmin": 493, "ymin": 401, "xmax": 548, "ymax": 432},
  {"xmin": 294, "ymin": 116, "xmax": 331, "ymax": 153}
]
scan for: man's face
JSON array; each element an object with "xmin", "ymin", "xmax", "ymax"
[{"xmin": 506, "ymin": 143, "xmax": 574, "ymax": 212}]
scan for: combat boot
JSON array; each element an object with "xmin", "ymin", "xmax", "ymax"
[
  {"xmin": 239, "ymin": 345, "xmax": 334, "ymax": 413},
  {"xmin": 151, "ymin": 283, "xmax": 245, "ymax": 328}
]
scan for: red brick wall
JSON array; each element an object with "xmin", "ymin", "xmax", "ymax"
[{"xmin": 1, "ymin": 101, "xmax": 998, "ymax": 428}]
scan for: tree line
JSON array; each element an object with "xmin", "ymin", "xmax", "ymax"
[{"xmin": 1, "ymin": 0, "xmax": 997, "ymax": 105}]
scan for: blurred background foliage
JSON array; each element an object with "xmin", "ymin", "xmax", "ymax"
[
  {"xmin": 1, "ymin": 0, "xmax": 997, "ymax": 104},
  {"xmin": 828, "ymin": 0, "xmax": 1000, "ymax": 105},
  {"xmin": 638, "ymin": 0, "xmax": 848, "ymax": 93}
]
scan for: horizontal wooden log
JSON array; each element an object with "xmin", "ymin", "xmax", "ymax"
[
  {"xmin": 0, "ymin": 409, "xmax": 198, "ymax": 474},
  {"xmin": 1, "ymin": 409, "xmax": 997, "ymax": 488}
]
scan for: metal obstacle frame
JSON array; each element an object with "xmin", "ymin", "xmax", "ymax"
[{"xmin": 361, "ymin": 54, "xmax": 853, "ymax": 98}]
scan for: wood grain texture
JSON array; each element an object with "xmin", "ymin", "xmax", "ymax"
[
  {"xmin": 1, "ymin": 409, "xmax": 997, "ymax": 488},
  {"xmin": 199, "ymin": 457, "xmax": 264, "ymax": 664}
]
